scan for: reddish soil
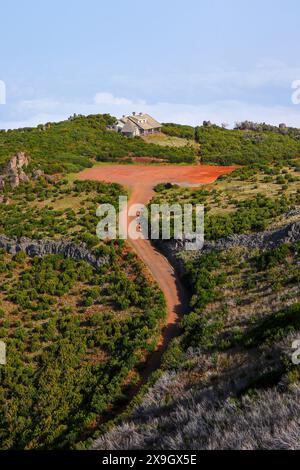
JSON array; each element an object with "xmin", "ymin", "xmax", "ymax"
[
  {"xmin": 79, "ymin": 164, "xmax": 236, "ymax": 188},
  {"xmin": 78, "ymin": 164, "xmax": 235, "ymax": 382}
]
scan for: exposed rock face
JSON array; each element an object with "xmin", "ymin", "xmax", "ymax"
[
  {"xmin": 154, "ymin": 219, "xmax": 300, "ymax": 271},
  {"xmin": 201, "ymin": 220, "xmax": 300, "ymax": 254},
  {"xmin": 7, "ymin": 152, "xmax": 30, "ymax": 188},
  {"xmin": 1, "ymin": 152, "xmax": 30, "ymax": 189},
  {"xmin": 5, "ymin": 152, "xmax": 29, "ymax": 173},
  {"xmin": 0, "ymin": 236, "xmax": 109, "ymax": 269}
]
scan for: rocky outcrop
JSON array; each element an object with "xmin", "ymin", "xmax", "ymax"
[
  {"xmin": 0, "ymin": 236, "xmax": 109, "ymax": 269},
  {"xmin": 0, "ymin": 152, "xmax": 30, "ymax": 189},
  {"xmin": 0, "ymin": 153, "xmax": 54, "ymax": 190},
  {"xmin": 5, "ymin": 152, "xmax": 29, "ymax": 173},
  {"xmin": 154, "ymin": 219, "xmax": 300, "ymax": 270},
  {"xmin": 201, "ymin": 220, "xmax": 300, "ymax": 254}
]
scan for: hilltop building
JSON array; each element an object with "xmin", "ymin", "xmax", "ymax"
[{"xmin": 114, "ymin": 112, "xmax": 162, "ymax": 137}]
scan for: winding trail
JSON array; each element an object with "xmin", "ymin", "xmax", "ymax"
[
  {"xmin": 78, "ymin": 164, "xmax": 235, "ymax": 379},
  {"xmin": 125, "ymin": 183, "xmax": 189, "ymax": 378}
]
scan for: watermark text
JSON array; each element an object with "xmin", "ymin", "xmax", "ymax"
[
  {"xmin": 291, "ymin": 80, "xmax": 300, "ymax": 105},
  {"xmin": 0, "ymin": 80, "xmax": 6, "ymax": 104},
  {"xmin": 292, "ymin": 339, "xmax": 300, "ymax": 365},
  {"xmin": 96, "ymin": 197, "xmax": 204, "ymax": 251}
]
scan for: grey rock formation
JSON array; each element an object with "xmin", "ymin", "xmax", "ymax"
[
  {"xmin": 202, "ymin": 220, "xmax": 300, "ymax": 254},
  {"xmin": 0, "ymin": 152, "xmax": 30, "ymax": 189},
  {"xmin": 0, "ymin": 153, "xmax": 54, "ymax": 189},
  {"xmin": 5, "ymin": 152, "xmax": 29, "ymax": 173},
  {"xmin": 154, "ymin": 219, "xmax": 300, "ymax": 270},
  {"xmin": 286, "ymin": 207, "xmax": 300, "ymax": 218},
  {"xmin": 0, "ymin": 236, "xmax": 109, "ymax": 269}
]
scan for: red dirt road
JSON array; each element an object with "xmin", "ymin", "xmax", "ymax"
[
  {"xmin": 78, "ymin": 164, "xmax": 235, "ymax": 377},
  {"xmin": 124, "ymin": 183, "xmax": 189, "ymax": 377}
]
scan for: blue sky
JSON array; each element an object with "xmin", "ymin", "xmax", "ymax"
[{"xmin": 1, "ymin": 0, "xmax": 300, "ymax": 128}]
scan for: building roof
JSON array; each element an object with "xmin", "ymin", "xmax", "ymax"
[
  {"xmin": 127, "ymin": 113, "xmax": 161, "ymax": 131},
  {"xmin": 121, "ymin": 120, "xmax": 138, "ymax": 134}
]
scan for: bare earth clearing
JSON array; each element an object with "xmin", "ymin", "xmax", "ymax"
[{"xmin": 78, "ymin": 164, "xmax": 236, "ymax": 378}]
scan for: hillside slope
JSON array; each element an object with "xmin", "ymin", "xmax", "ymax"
[
  {"xmin": 0, "ymin": 114, "xmax": 195, "ymax": 174},
  {"xmin": 94, "ymin": 224, "xmax": 300, "ymax": 450},
  {"xmin": 0, "ymin": 177, "xmax": 167, "ymax": 449},
  {"xmin": 93, "ymin": 155, "xmax": 300, "ymax": 451}
]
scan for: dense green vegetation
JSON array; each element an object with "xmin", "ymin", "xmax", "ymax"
[
  {"xmin": 153, "ymin": 155, "xmax": 300, "ymax": 405},
  {"xmin": 0, "ymin": 177, "xmax": 167, "ymax": 449},
  {"xmin": 98, "ymin": 235, "xmax": 300, "ymax": 450},
  {"xmin": 3, "ymin": 116, "xmax": 300, "ymax": 173},
  {"xmin": 205, "ymin": 193, "xmax": 291, "ymax": 238},
  {"xmin": 196, "ymin": 124, "xmax": 300, "ymax": 166},
  {"xmin": 159, "ymin": 120, "xmax": 300, "ymax": 166},
  {"xmin": 151, "ymin": 160, "xmax": 300, "ymax": 239},
  {"xmin": 0, "ymin": 177, "xmax": 123, "ymax": 246},
  {"xmin": 161, "ymin": 123, "xmax": 195, "ymax": 140},
  {"xmin": 152, "ymin": 188, "xmax": 299, "ymax": 240},
  {"xmin": 165, "ymin": 240, "xmax": 300, "ymax": 390},
  {"xmin": 181, "ymin": 252, "xmax": 224, "ymax": 349},
  {"xmin": 184, "ymin": 242, "xmax": 300, "ymax": 348},
  {"xmin": 0, "ymin": 114, "xmax": 195, "ymax": 174},
  {"xmin": 3, "ymin": 115, "xmax": 300, "ymax": 173},
  {"xmin": 0, "ymin": 249, "xmax": 165, "ymax": 449},
  {"xmin": 1, "ymin": 115, "xmax": 300, "ymax": 449}
]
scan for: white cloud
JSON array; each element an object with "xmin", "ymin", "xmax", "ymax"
[
  {"xmin": 94, "ymin": 92, "xmax": 133, "ymax": 106},
  {"xmin": 0, "ymin": 80, "xmax": 6, "ymax": 105},
  {"xmin": 1, "ymin": 92, "xmax": 300, "ymax": 130}
]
